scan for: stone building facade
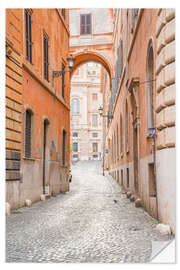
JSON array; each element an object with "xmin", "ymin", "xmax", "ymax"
[
  {"xmin": 70, "ymin": 62, "xmax": 103, "ymax": 161},
  {"xmin": 103, "ymin": 9, "xmax": 175, "ymax": 233},
  {"xmin": 6, "ymin": 9, "xmax": 70, "ymax": 209}
]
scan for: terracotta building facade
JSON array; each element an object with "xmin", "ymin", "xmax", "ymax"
[
  {"xmin": 103, "ymin": 9, "xmax": 175, "ymax": 233},
  {"xmin": 70, "ymin": 62, "xmax": 103, "ymax": 161},
  {"xmin": 6, "ymin": 9, "xmax": 70, "ymax": 209}
]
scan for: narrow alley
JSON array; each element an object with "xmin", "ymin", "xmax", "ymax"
[{"xmin": 6, "ymin": 161, "xmax": 172, "ymax": 263}]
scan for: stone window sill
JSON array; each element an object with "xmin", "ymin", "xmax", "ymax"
[{"xmin": 23, "ymin": 157, "xmax": 36, "ymax": 161}]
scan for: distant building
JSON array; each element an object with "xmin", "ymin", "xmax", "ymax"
[{"xmin": 70, "ymin": 62, "xmax": 103, "ymax": 161}]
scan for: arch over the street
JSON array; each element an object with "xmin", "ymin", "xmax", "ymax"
[{"xmin": 70, "ymin": 51, "xmax": 113, "ymax": 86}]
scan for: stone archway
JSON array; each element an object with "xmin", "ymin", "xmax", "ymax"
[{"xmin": 70, "ymin": 50, "xmax": 113, "ymax": 87}]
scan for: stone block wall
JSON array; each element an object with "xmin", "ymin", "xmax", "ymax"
[{"xmin": 156, "ymin": 9, "xmax": 175, "ymax": 150}]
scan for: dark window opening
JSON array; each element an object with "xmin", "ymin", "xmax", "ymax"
[
  {"xmin": 92, "ymin": 143, "xmax": 98, "ymax": 152},
  {"xmin": 62, "ymin": 130, "xmax": 66, "ymax": 166},
  {"xmin": 25, "ymin": 9, "xmax": 32, "ymax": 63},
  {"xmin": 25, "ymin": 110, "xmax": 32, "ymax": 158},
  {"xmin": 62, "ymin": 63, "xmax": 65, "ymax": 98},
  {"xmin": 80, "ymin": 14, "xmax": 92, "ymax": 35},
  {"xmin": 43, "ymin": 33, "xmax": 49, "ymax": 81},
  {"xmin": 73, "ymin": 142, "xmax": 78, "ymax": 152},
  {"xmin": 62, "ymin": 9, "xmax": 66, "ymax": 20},
  {"xmin": 127, "ymin": 168, "xmax": 129, "ymax": 188},
  {"xmin": 73, "ymin": 132, "xmax": 78, "ymax": 137},
  {"xmin": 121, "ymin": 169, "xmax": 123, "ymax": 186}
]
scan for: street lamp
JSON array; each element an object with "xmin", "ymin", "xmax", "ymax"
[
  {"xmin": 52, "ymin": 54, "xmax": 75, "ymax": 84},
  {"xmin": 98, "ymin": 106, "xmax": 113, "ymax": 120}
]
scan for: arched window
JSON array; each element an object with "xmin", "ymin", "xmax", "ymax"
[
  {"xmin": 146, "ymin": 44, "xmax": 154, "ymax": 130},
  {"xmin": 125, "ymin": 100, "xmax": 129, "ymax": 152},
  {"xmin": 25, "ymin": 110, "xmax": 32, "ymax": 157},
  {"xmin": 71, "ymin": 98, "xmax": 80, "ymax": 114}
]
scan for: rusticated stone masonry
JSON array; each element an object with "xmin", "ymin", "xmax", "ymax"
[{"xmin": 156, "ymin": 8, "xmax": 175, "ymax": 149}]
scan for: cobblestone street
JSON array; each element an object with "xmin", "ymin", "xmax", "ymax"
[{"xmin": 6, "ymin": 161, "xmax": 172, "ymax": 263}]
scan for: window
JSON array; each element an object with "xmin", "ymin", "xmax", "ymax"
[
  {"xmin": 92, "ymin": 114, "xmax": 98, "ymax": 127},
  {"xmin": 125, "ymin": 100, "xmax": 129, "ymax": 152},
  {"xmin": 62, "ymin": 9, "xmax": 66, "ymax": 20},
  {"xmin": 93, "ymin": 154, "xmax": 98, "ymax": 158},
  {"xmin": 73, "ymin": 154, "xmax": 78, "ymax": 158},
  {"xmin": 92, "ymin": 143, "xmax": 98, "ymax": 152},
  {"xmin": 62, "ymin": 63, "xmax": 65, "ymax": 98},
  {"xmin": 62, "ymin": 130, "xmax": 66, "ymax": 166},
  {"xmin": 73, "ymin": 142, "xmax": 78, "ymax": 152},
  {"xmin": 80, "ymin": 14, "xmax": 92, "ymax": 35},
  {"xmin": 25, "ymin": 110, "xmax": 32, "ymax": 157},
  {"xmin": 127, "ymin": 168, "xmax": 129, "ymax": 188},
  {"xmin": 73, "ymin": 132, "xmax": 78, "ymax": 137},
  {"xmin": 43, "ymin": 32, "xmax": 49, "ymax": 81},
  {"xmin": 121, "ymin": 169, "xmax": 123, "ymax": 186},
  {"xmin": 71, "ymin": 98, "xmax": 80, "ymax": 114},
  {"xmin": 25, "ymin": 9, "xmax": 32, "ymax": 63},
  {"xmin": 92, "ymin": 133, "xmax": 98, "ymax": 138},
  {"xmin": 92, "ymin": 93, "xmax": 98, "ymax": 101},
  {"xmin": 146, "ymin": 45, "xmax": 154, "ymax": 130}
]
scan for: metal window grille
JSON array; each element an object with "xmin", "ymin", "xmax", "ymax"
[
  {"xmin": 62, "ymin": 130, "xmax": 66, "ymax": 165},
  {"xmin": 25, "ymin": 110, "xmax": 31, "ymax": 157},
  {"xmin": 43, "ymin": 33, "xmax": 49, "ymax": 81},
  {"xmin": 80, "ymin": 14, "xmax": 92, "ymax": 35},
  {"xmin": 62, "ymin": 63, "xmax": 65, "ymax": 98},
  {"xmin": 25, "ymin": 9, "xmax": 32, "ymax": 63}
]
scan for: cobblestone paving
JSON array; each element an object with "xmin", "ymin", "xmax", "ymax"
[{"xmin": 6, "ymin": 161, "xmax": 173, "ymax": 263}]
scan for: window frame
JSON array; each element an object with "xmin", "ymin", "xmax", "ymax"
[
  {"xmin": 25, "ymin": 9, "xmax": 32, "ymax": 63},
  {"xmin": 25, "ymin": 109, "xmax": 32, "ymax": 158},
  {"xmin": 62, "ymin": 129, "xmax": 66, "ymax": 166},
  {"xmin": 43, "ymin": 31, "xmax": 49, "ymax": 82},
  {"xmin": 80, "ymin": 14, "xmax": 92, "ymax": 35}
]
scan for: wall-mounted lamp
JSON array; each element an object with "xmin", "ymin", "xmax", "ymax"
[
  {"xmin": 52, "ymin": 54, "xmax": 75, "ymax": 85},
  {"xmin": 98, "ymin": 106, "xmax": 113, "ymax": 120}
]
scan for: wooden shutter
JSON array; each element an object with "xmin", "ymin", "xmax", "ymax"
[
  {"xmin": 44, "ymin": 34, "xmax": 49, "ymax": 81},
  {"xmin": 62, "ymin": 130, "xmax": 66, "ymax": 165},
  {"xmin": 25, "ymin": 10, "xmax": 32, "ymax": 63},
  {"xmin": 80, "ymin": 15, "xmax": 85, "ymax": 34},
  {"xmin": 86, "ymin": 14, "xmax": 91, "ymax": 34},
  {"xmin": 80, "ymin": 14, "xmax": 91, "ymax": 35},
  {"xmin": 62, "ymin": 63, "xmax": 65, "ymax": 98},
  {"xmin": 25, "ymin": 111, "xmax": 31, "ymax": 157}
]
